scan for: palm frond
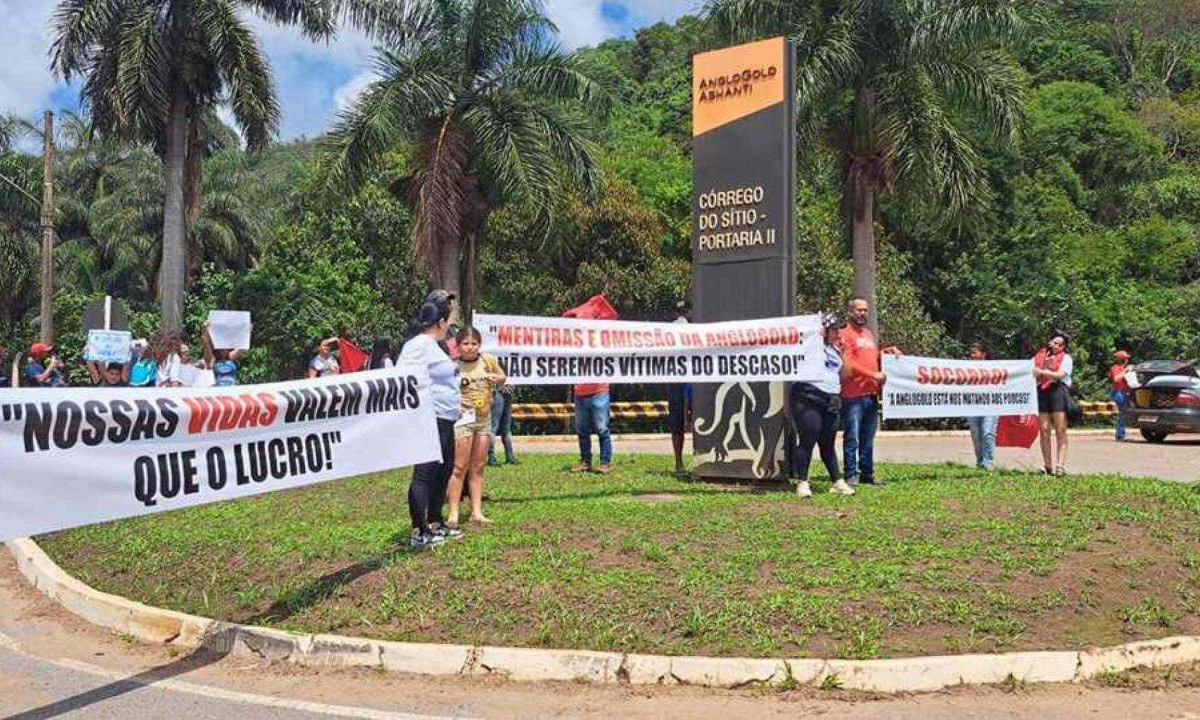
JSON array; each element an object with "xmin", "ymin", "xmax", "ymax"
[
  {"xmin": 317, "ymin": 50, "xmax": 455, "ymax": 191},
  {"xmin": 241, "ymin": 0, "xmax": 336, "ymax": 40},
  {"xmin": 198, "ymin": 0, "xmax": 279, "ymax": 149}
]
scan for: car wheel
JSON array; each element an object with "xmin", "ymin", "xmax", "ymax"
[{"xmin": 1140, "ymin": 429, "xmax": 1169, "ymax": 443}]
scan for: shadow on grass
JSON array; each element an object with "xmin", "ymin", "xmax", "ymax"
[
  {"xmin": 241, "ymin": 547, "xmax": 406, "ymax": 625},
  {"xmin": 6, "ymin": 629, "xmax": 237, "ymax": 720}
]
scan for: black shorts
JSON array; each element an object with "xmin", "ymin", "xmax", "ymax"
[
  {"xmin": 666, "ymin": 384, "xmax": 690, "ymax": 433},
  {"xmin": 1038, "ymin": 383, "xmax": 1069, "ymax": 414}
]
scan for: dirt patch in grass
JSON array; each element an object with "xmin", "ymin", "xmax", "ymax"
[
  {"xmin": 629, "ymin": 493, "xmax": 686, "ymax": 504},
  {"xmin": 38, "ymin": 456, "xmax": 1200, "ymax": 660}
]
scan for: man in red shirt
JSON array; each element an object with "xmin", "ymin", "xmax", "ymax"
[
  {"xmin": 1109, "ymin": 350, "xmax": 1131, "ymax": 442},
  {"xmin": 838, "ymin": 298, "xmax": 900, "ymax": 486},
  {"xmin": 563, "ymin": 295, "xmax": 618, "ymax": 474}
]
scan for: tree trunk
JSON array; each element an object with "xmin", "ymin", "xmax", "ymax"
[
  {"xmin": 184, "ymin": 117, "xmax": 204, "ymax": 224},
  {"xmin": 436, "ymin": 234, "xmax": 461, "ymax": 300},
  {"xmin": 849, "ymin": 85, "xmax": 880, "ymax": 334},
  {"xmin": 849, "ymin": 165, "xmax": 878, "ymax": 334},
  {"xmin": 39, "ymin": 111, "xmax": 55, "ymax": 345},
  {"xmin": 160, "ymin": 88, "xmax": 190, "ymax": 332}
]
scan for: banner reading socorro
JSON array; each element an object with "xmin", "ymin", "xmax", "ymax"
[
  {"xmin": 0, "ymin": 365, "xmax": 439, "ymax": 541},
  {"xmin": 475, "ymin": 313, "xmax": 825, "ymax": 385},
  {"xmin": 881, "ymin": 355, "xmax": 1038, "ymax": 419}
]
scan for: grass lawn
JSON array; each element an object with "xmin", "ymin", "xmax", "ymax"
[{"xmin": 38, "ymin": 455, "xmax": 1200, "ymax": 660}]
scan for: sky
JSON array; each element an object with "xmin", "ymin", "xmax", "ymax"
[{"xmin": 0, "ymin": 0, "xmax": 698, "ymax": 143}]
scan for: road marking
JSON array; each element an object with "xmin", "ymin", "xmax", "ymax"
[{"xmin": 0, "ymin": 629, "xmax": 460, "ymax": 720}]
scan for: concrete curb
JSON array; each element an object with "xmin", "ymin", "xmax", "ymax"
[{"xmin": 8, "ymin": 537, "xmax": 1199, "ymax": 692}]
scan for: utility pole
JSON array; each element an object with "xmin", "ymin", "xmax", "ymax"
[{"xmin": 39, "ymin": 110, "xmax": 55, "ymax": 344}]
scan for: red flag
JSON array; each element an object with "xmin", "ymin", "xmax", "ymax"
[
  {"xmin": 562, "ymin": 294, "xmax": 618, "ymax": 321},
  {"xmin": 337, "ymin": 340, "xmax": 370, "ymax": 373},
  {"xmin": 997, "ymin": 415, "xmax": 1039, "ymax": 449},
  {"xmin": 563, "ymin": 295, "xmax": 617, "ymax": 397}
]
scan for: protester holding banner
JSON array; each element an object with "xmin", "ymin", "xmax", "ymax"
[
  {"xmin": 790, "ymin": 314, "xmax": 854, "ymax": 498},
  {"xmin": 839, "ymin": 298, "xmax": 899, "ymax": 487},
  {"xmin": 1033, "ymin": 332, "xmax": 1074, "ymax": 475},
  {"xmin": 562, "ymin": 295, "xmax": 619, "ymax": 475},
  {"xmin": 202, "ymin": 322, "xmax": 246, "ymax": 387},
  {"xmin": 25, "ymin": 342, "xmax": 68, "ymax": 388},
  {"xmin": 965, "ymin": 343, "xmax": 1000, "ymax": 471},
  {"xmin": 446, "ymin": 327, "xmax": 505, "ymax": 527},
  {"xmin": 308, "ymin": 338, "xmax": 340, "ymax": 378},
  {"xmin": 398, "ymin": 300, "xmax": 462, "ymax": 549},
  {"xmin": 1109, "ymin": 350, "xmax": 1131, "ymax": 442}
]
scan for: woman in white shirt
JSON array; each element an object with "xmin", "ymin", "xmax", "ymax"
[
  {"xmin": 307, "ymin": 338, "xmax": 340, "ymax": 378},
  {"xmin": 789, "ymin": 314, "xmax": 854, "ymax": 498},
  {"xmin": 147, "ymin": 330, "xmax": 184, "ymax": 388},
  {"xmin": 397, "ymin": 301, "xmax": 462, "ymax": 550}
]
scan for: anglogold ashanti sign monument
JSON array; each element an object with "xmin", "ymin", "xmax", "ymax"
[{"xmin": 691, "ymin": 36, "xmax": 796, "ymax": 481}]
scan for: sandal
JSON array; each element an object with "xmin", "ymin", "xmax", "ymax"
[{"xmin": 1054, "ymin": 466, "xmax": 1066, "ymax": 477}]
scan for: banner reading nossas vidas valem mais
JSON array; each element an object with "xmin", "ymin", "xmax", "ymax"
[
  {"xmin": 881, "ymin": 355, "xmax": 1038, "ymax": 419},
  {"xmin": 0, "ymin": 365, "xmax": 439, "ymax": 541},
  {"xmin": 475, "ymin": 313, "xmax": 825, "ymax": 384}
]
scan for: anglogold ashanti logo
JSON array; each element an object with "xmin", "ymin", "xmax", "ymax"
[{"xmin": 696, "ymin": 66, "xmax": 779, "ymax": 104}]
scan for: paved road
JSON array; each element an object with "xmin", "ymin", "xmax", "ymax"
[
  {"xmin": 520, "ymin": 431, "xmax": 1200, "ymax": 483},
  {"xmin": 0, "ymin": 640, "xmax": 387, "ymax": 720}
]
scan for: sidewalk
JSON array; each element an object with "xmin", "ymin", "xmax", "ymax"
[{"xmin": 518, "ymin": 431, "xmax": 1200, "ymax": 484}]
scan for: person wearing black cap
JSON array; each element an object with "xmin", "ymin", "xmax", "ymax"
[{"xmin": 398, "ymin": 297, "xmax": 463, "ymax": 550}]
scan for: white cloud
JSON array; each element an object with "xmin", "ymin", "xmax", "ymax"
[
  {"xmin": 333, "ymin": 70, "xmax": 378, "ymax": 113},
  {"xmin": 0, "ymin": 0, "xmax": 63, "ymax": 119}
]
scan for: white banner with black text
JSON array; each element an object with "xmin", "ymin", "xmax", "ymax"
[
  {"xmin": 475, "ymin": 313, "xmax": 825, "ymax": 385},
  {"xmin": 881, "ymin": 355, "xmax": 1038, "ymax": 419},
  {"xmin": 0, "ymin": 365, "xmax": 439, "ymax": 540}
]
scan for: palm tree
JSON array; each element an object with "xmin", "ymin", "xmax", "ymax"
[
  {"xmin": 706, "ymin": 0, "xmax": 1026, "ymax": 331},
  {"xmin": 320, "ymin": 0, "xmax": 608, "ymax": 312},
  {"xmin": 50, "ymin": 0, "xmax": 397, "ymax": 330}
]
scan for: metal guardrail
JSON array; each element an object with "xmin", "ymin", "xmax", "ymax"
[
  {"xmin": 512, "ymin": 401, "xmax": 669, "ymax": 421},
  {"xmin": 512, "ymin": 400, "xmax": 1120, "ymax": 421}
]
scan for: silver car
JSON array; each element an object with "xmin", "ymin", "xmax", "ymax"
[{"xmin": 1122, "ymin": 361, "xmax": 1200, "ymax": 443}]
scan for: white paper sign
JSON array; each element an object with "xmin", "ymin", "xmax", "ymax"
[
  {"xmin": 178, "ymin": 364, "xmax": 216, "ymax": 388},
  {"xmin": 0, "ymin": 364, "xmax": 439, "ymax": 540},
  {"xmin": 881, "ymin": 355, "xmax": 1038, "ymax": 419},
  {"xmin": 475, "ymin": 313, "xmax": 825, "ymax": 385},
  {"xmin": 84, "ymin": 330, "xmax": 133, "ymax": 364},
  {"xmin": 208, "ymin": 310, "xmax": 252, "ymax": 350}
]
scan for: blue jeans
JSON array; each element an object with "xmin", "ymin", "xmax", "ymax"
[
  {"xmin": 842, "ymin": 396, "xmax": 878, "ymax": 480},
  {"xmin": 488, "ymin": 390, "xmax": 515, "ymax": 463},
  {"xmin": 967, "ymin": 416, "xmax": 999, "ymax": 469},
  {"xmin": 1111, "ymin": 389, "xmax": 1127, "ymax": 440},
  {"xmin": 575, "ymin": 392, "xmax": 612, "ymax": 466}
]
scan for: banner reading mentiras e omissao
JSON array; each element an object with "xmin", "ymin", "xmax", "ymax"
[
  {"xmin": 0, "ymin": 365, "xmax": 439, "ymax": 540},
  {"xmin": 475, "ymin": 314, "xmax": 825, "ymax": 385}
]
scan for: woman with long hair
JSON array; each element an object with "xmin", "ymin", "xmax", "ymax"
[
  {"xmin": 1033, "ymin": 331, "xmax": 1074, "ymax": 475},
  {"xmin": 397, "ymin": 299, "xmax": 462, "ymax": 549},
  {"xmin": 147, "ymin": 330, "xmax": 185, "ymax": 388},
  {"xmin": 789, "ymin": 314, "xmax": 855, "ymax": 497},
  {"xmin": 446, "ymin": 326, "xmax": 505, "ymax": 527}
]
